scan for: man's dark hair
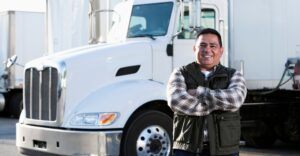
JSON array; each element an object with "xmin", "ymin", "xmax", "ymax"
[{"xmin": 196, "ymin": 28, "xmax": 222, "ymax": 47}]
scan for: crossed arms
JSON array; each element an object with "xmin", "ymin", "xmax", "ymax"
[{"xmin": 167, "ymin": 68, "xmax": 247, "ymax": 116}]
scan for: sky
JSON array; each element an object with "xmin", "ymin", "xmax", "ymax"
[{"xmin": 0, "ymin": 0, "xmax": 45, "ymax": 12}]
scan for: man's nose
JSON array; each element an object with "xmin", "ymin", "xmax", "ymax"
[{"xmin": 201, "ymin": 46, "xmax": 212, "ymax": 52}]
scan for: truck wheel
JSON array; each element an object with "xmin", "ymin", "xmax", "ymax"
[
  {"xmin": 121, "ymin": 110, "xmax": 172, "ymax": 156},
  {"xmin": 242, "ymin": 122, "xmax": 276, "ymax": 148},
  {"xmin": 8, "ymin": 92, "xmax": 23, "ymax": 118}
]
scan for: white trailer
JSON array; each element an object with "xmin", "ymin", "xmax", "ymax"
[
  {"xmin": 16, "ymin": 0, "xmax": 300, "ymax": 155},
  {"xmin": 0, "ymin": 11, "xmax": 45, "ymax": 117}
]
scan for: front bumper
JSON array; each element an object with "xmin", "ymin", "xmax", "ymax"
[{"xmin": 16, "ymin": 123, "xmax": 122, "ymax": 156}]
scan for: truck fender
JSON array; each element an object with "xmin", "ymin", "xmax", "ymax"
[{"xmin": 64, "ymin": 79, "xmax": 167, "ymax": 129}]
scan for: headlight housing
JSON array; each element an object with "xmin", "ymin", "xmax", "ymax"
[{"xmin": 70, "ymin": 112, "xmax": 119, "ymax": 126}]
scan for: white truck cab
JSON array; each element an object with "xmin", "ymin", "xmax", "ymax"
[{"xmin": 17, "ymin": 0, "xmax": 215, "ymax": 155}]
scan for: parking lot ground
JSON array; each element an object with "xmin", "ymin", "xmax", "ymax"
[
  {"xmin": 240, "ymin": 140, "xmax": 300, "ymax": 156},
  {"xmin": 1, "ymin": 117, "xmax": 300, "ymax": 156}
]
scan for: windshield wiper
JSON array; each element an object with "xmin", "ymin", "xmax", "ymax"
[{"xmin": 129, "ymin": 34, "xmax": 156, "ymax": 40}]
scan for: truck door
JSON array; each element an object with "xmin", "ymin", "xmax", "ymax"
[{"xmin": 172, "ymin": 0, "xmax": 228, "ymax": 69}]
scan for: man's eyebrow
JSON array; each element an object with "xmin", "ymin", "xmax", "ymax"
[
  {"xmin": 210, "ymin": 43, "xmax": 219, "ymax": 46},
  {"xmin": 200, "ymin": 42, "xmax": 219, "ymax": 45}
]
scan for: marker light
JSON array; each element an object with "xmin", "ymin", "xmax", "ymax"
[{"xmin": 99, "ymin": 113, "xmax": 117, "ymax": 125}]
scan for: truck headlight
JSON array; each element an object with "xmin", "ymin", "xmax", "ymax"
[{"xmin": 70, "ymin": 112, "xmax": 119, "ymax": 126}]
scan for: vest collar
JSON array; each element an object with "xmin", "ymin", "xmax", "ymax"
[{"xmin": 183, "ymin": 62, "xmax": 228, "ymax": 83}]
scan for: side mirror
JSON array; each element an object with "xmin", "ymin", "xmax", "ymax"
[
  {"xmin": 188, "ymin": 0, "xmax": 201, "ymax": 28},
  {"xmin": 4, "ymin": 55, "xmax": 24, "ymax": 70},
  {"xmin": 6, "ymin": 55, "xmax": 18, "ymax": 69}
]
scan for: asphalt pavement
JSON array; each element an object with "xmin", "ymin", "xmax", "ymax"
[
  {"xmin": 0, "ymin": 117, "xmax": 300, "ymax": 156},
  {"xmin": 0, "ymin": 117, "xmax": 22, "ymax": 156}
]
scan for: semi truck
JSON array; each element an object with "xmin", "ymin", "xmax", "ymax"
[
  {"xmin": 16, "ymin": 0, "xmax": 300, "ymax": 155},
  {"xmin": 0, "ymin": 10, "xmax": 45, "ymax": 117}
]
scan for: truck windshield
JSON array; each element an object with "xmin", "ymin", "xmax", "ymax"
[{"xmin": 127, "ymin": 2, "xmax": 173, "ymax": 38}]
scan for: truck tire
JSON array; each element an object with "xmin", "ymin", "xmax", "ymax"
[
  {"xmin": 121, "ymin": 110, "xmax": 172, "ymax": 156},
  {"xmin": 242, "ymin": 122, "xmax": 276, "ymax": 148},
  {"xmin": 8, "ymin": 92, "xmax": 23, "ymax": 118}
]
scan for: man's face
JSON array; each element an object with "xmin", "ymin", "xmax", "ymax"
[{"xmin": 193, "ymin": 33, "xmax": 224, "ymax": 71}]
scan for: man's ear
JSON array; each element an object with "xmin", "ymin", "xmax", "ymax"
[
  {"xmin": 193, "ymin": 45, "xmax": 197, "ymax": 53},
  {"xmin": 220, "ymin": 47, "xmax": 224, "ymax": 55}
]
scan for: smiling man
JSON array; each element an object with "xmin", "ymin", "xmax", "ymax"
[
  {"xmin": 167, "ymin": 28, "xmax": 247, "ymax": 156},
  {"xmin": 194, "ymin": 30, "xmax": 223, "ymax": 71}
]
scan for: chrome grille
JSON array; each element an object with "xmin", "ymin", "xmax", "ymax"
[{"xmin": 24, "ymin": 67, "xmax": 58, "ymax": 121}]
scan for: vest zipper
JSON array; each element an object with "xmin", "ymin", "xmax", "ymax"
[{"xmin": 201, "ymin": 79, "xmax": 209, "ymax": 150}]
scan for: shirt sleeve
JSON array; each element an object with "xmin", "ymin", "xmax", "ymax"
[
  {"xmin": 196, "ymin": 71, "xmax": 247, "ymax": 112},
  {"xmin": 167, "ymin": 68, "xmax": 211, "ymax": 116}
]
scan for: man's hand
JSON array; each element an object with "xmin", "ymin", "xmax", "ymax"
[{"xmin": 187, "ymin": 89, "xmax": 197, "ymax": 96}]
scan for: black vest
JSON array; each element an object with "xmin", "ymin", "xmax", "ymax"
[{"xmin": 172, "ymin": 62, "xmax": 241, "ymax": 155}]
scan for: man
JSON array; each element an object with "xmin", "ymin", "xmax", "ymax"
[{"xmin": 167, "ymin": 28, "xmax": 247, "ymax": 156}]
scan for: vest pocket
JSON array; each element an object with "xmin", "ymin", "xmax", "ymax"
[
  {"xmin": 173, "ymin": 115, "xmax": 203, "ymax": 145},
  {"xmin": 217, "ymin": 113, "xmax": 241, "ymax": 147}
]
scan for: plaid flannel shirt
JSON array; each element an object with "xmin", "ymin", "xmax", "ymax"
[{"xmin": 167, "ymin": 68, "xmax": 247, "ymax": 116}]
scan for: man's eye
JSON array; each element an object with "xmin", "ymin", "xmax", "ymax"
[{"xmin": 200, "ymin": 44, "xmax": 207, "ymax": 48}]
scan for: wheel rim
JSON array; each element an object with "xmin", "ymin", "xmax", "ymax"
[{"xmin": 136, "ymin": 125, "xmax": 171, "ymax": 156}]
